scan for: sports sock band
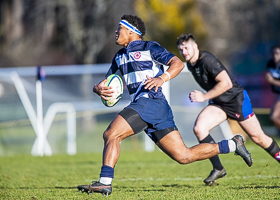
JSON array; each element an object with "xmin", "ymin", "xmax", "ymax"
[
  {"xmin": 100, "ymin": 165, "xmax": 114, "ymax": 178},
  {"xmin": 218, "ymin": 140, "xmax": 230, "ymax": 154},
  {"xmin": 200, "ymin": 135, "xmax": 223, "ymax": 170},
  {"xmin": 265, "ymin": 139, "xmax": 280, "ymax": 163}
]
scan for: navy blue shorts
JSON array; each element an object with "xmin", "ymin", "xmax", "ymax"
[
  {"xmin": 210, "ymin": 90, "xmax": 254, "ymax": 121},
  {"xmin": 119, "ymin": 97, "xmax": 177, "ymax": 143}
]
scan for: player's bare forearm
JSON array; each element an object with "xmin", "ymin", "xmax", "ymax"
[
  {"xmin": 190, "ymin": 81, "xmax": 232, "ymax": 103},
  {"xmin": 163, "ymin": 56, "xmax": 185, "ymax": 81},
  {"xmin": 203, "ymin": 70, "xmax": 232, "ymax": 101},
  {"xmin": 144, "ymin": 56, "xmax": 184, "ymax": 92},
  {"xmin": 204, "ymin": 81, "xmax": 232, "ymax": 100}
]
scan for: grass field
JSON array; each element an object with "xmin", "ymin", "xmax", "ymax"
[{"xmin": 0, "ymin": 138, "xmax": 280, "ymax": 199}]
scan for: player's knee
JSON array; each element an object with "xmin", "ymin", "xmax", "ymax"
[
  {"xmin": 103, "ymin": 129, "xmax": 125, "ymax": 144},
  {"xmin": 103, "ymin": 131, "xmax": 109, "ymax": 142},
  {"xmin": 176, "ymin": 158, "xmax": 192, "ymax": 165},
  {"xmin": 193, "ymin": 125, "xmax": 199, "ymax": 135},
  {"xmin": 103, "ymin": 130, "xmax": 117, "ymax": 142},
  {"xmin": 193, "ymin": 124, "xmax": 205, "ymax": 137},
  {"xmin": 173, "ymin": 154, "xmax": 193, "ymax": 164}
]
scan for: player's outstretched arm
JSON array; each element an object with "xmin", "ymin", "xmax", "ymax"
[
  {"xmin": 93, "ymin": 79, "xmax": 114, "ymax": 100},
  {"xmin": 164, "ymin": 56, "xmax": 185, "ymax": 80},
  {"xmin": 144, "ymin": 56, "xmax": 184, "ymax": 92}
]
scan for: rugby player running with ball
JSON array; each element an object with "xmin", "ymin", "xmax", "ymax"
[{"xmin": 77, "ymin": 16, "xmax": 252, "ymax": 196}]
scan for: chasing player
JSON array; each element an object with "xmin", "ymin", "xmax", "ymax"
[
  {"xmin": 177, "ymin": 33, "xmax": 280, "ymax": 185},
  {"xmin": 265, "ymin": 44, "xmax": 280, "ymax": 135},
  {"xmin": 77, "ymin": 16, "xmax": 252, "ymax": 196}
]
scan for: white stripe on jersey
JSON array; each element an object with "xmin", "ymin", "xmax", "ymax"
[
  {"xmin": 129, "ymin": 92, "xmax": 149, "ymax": 101},
  {"xmin": 115, "ymin": 48, "xmax": 164, "ymax": 101},
  {"xmin": 123, "ymin": 69, "xmax": 159, "ymax": 85},
  {"xmin": 115, "ymin": 50, "xmax": 157, "ymax": 65},
  {"xmin": 115, "ymin": 54, "xmax": 129, "ymax": 66},
  {"xmin": 129, "ymin": 51, "xmax": 152, "ymax": 62}
]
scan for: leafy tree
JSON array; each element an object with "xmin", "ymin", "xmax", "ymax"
[
  {"xmin": 0, "ymin": 0, "xmax": 134, "ymax": 67},
  {"xmin": 134, "ymin": 0, "xmax": 207, "ymax": 56}
]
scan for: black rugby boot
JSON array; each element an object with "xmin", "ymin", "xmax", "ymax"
[
  {"xmin": 204, "ymin": 168, "xmax": 227, "ymax": 186},
  {"xmin": 232, "ymin": 135, "xmax": 253, "ymax": 167},
  {"xmin": 77, "ymin": 181, "xmax": 112, "ymax": 197}
]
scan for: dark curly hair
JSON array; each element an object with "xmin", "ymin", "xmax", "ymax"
[
  {"xmin": 176, "ymin": 33, "xmax": 196, "ymax": 46},
  {"xmin": 121, "ymin": 15, "xmax": 146, "ymax": 39}
]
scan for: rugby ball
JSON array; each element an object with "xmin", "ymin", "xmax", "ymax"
[{"xmin": 102, "ymin": 74, "xmax": 123, "ymax": 107}]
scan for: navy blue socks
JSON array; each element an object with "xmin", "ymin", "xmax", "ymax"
[
  {"xmin": 100, "ymin": 165, "xmax": 114, "ymax": 178},
  {"xmin": 218, "ymin": 140, "xmax": 230, "ymax": 154}
]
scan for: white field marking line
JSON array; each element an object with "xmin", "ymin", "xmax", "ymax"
[{"xmin": 85, "ymin": 175, "xmax": 278, "ymax": 183}]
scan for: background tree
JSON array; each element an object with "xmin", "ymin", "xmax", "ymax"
[
  {"xmin": 197, "ymin": 0, "xmax": 280, "ymax": 73},
  {"xmin": 135, "ymin": 0, "xmax": 207, "ymax": 57},
  {"xmin": 0, "ymin": 0, "xmax": 279, "ymax": 71},
  {"xmin": 0, "ymin": 0, "xmax": 135, "ymax": 67}
]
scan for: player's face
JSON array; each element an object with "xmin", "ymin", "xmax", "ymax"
[
  {"xmin": 115, "ymin": 24, "xmax": 130, "ymax": 47},
  {"xmin": 273, "ymin": 48, "xmax": 280, "ymax": 64},
  {"xmin": 178, "ymin": 41, "xmax": 196, "ymax": 62}
]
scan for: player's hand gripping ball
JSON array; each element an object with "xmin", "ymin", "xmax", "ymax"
[{"xmin": 102, "ymin": 74, "xmax": 123, "ymax": 107}]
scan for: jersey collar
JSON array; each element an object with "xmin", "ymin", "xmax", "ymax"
[{"xmin": 126, "ymin": 40, "xmax": 143, "ymax": 49}]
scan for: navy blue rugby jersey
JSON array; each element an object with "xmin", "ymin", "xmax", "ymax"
[
  {"xmin": 186, "ymin": 51, "xmax": 244, "ymax": 104},
  {"xmin": 267, "ymin": 59, "xmax": 280, "ymax": 93},
  {"xmin": 106, "ymin": 40, "xmax": 175, "ymax": 102}
]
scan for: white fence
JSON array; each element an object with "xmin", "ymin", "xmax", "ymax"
[{"xmin": 0, "ymin": 64, "xmax": 232, "ymax": 156}]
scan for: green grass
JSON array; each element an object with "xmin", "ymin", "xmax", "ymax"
[
  {"xmin": 0, "ymin": 138, "xmax": 280, "ymax": 199},
  {"xmin": 0, "ymin": 116, "xmax": 144, "ymax": 156}
]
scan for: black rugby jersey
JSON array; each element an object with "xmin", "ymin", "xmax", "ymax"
[{"xmin": 186, "ymin": 51, "xmax": 244, "ymax": 104}]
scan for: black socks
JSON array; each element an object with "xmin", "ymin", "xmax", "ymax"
[{"xmin": 265, "ymin": 139, "xmax": 280, "ymax": 163}]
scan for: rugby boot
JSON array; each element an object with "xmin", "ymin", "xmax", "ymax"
[
  {"xmin": 203, "ymin": 168, "xmax": 227, "ymax": 186},
  {"xmin": 77, "ymin": 181, "xmax": 112, "ymax": 197},
  {"xmin": 232, "ymin": 135, "xmax": 253, "ymax": 167}
]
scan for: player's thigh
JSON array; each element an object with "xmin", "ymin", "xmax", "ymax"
[
  {"xmin": 103, "ymin": 114, "xmax": 135, "ymax": 141},
  {"xmin": 156, "ymin": 130, "xmax": 189, "ymax": 161},
  {"xmin": 238, "ymin": 115, "xmax": 262, "ymax": 136},
  {"xmin": 104, "ymin": 108, "xmax": 148, "ymax": 141},
  {"xmin": 194, "ymin": 105, "xmax": 227, "ymax": 132}
]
